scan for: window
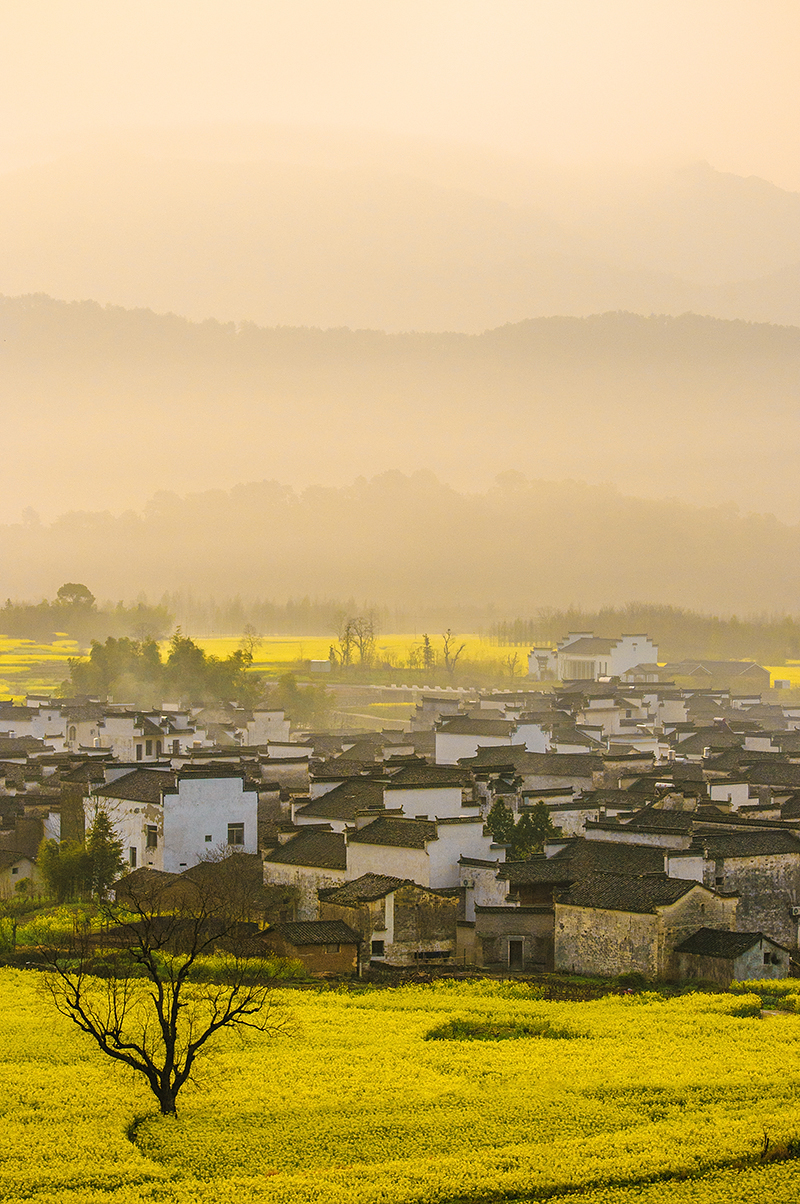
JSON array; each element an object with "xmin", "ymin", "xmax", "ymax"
[
  {"xmin": 764, "ymin": 953, "xmax": 771, "ymax": 965},
  {"xmin": 145, "ymin": 740, "xmax": 153, "ymax": 756},
  {"xmin": 135, "ymin": 744, "xmax": 143, "ymax": 761},
  {"xmin": 227, "ymin": 823, "xmax": 245, "ymax": 846},
  {"xmin": 11, "ymin": 867, "xmax": 18, "ymax": 876},
  {"xmin": 371, "ymin": 940, "xmax": 385, "ymax": 958},
  {"xmin": 145, "ymin": 826, "xmax": 158, "ymax": 849},
  {"xmin": 156, "ymin": 741, "xmax": 162, "ymax": 757},
  {"xmin": 129, "ymin": 847, "xmax": 137, "ymax": 868},
  {"xmin": 204, "ymin": 834, "xmax": 213, "ymax": 842},
  {"xmin": 172, "ymin": 740, "xmax": 180, "ymax": 755},
  {"xmin": 68, "ymin": 726, "xmax": 76, "ymax": 743}
]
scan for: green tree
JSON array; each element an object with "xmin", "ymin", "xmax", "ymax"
[
  {"xmin": 486, "ymin": 798, "xmax": 516, "ymax": 845},
  {"xmin": 56, "ymin": 582, "xmax": 96, "ymax": 609},
  {"xmin": 509, "ymin": 802, "xmax": 561, "ymax": 859},
  {"xmin": 38, "ymin": 839, "xmax": 92, "ymax": 903},
  {"xmin": 85, "ymin": 807, "xmax": 126, "ymax": 901}
]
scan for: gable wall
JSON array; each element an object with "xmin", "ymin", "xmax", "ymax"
[{"xmin": 554, "ymin": 903, "xmax": 659, "ymax": 977}]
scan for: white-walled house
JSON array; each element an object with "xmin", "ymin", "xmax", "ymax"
[
  {"xmin": 87, "ymin": 767, "xmax": 258, "ymax": 874},
  {"xmin": 346, "ymin": 814, "xmax": 495, "ymax": 888},
  {"xmin": 528, "ymin": 634, "xmax": 659, "ymax": 682},
  {"xmin": 434, "ymin": 717, "xmax": 516, "ymax": 766}
]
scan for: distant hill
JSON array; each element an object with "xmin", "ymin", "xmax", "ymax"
[
  {"xmin": 2, "ymin": 131, "xmax": 800, "ymax": 331},
  {"xmin": 1, "ymin": 296, "xmax": 798, "ymax": 523},
  {"xmin": 1, "ymin": 471, "xmax": 798, "ymax": 617}
]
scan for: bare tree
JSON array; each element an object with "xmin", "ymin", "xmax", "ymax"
[
  {"xmin": 350, "ymin": 613, "xmax": 377, "ymax": 666},
  {"xmin": 442, "ymin": 629, "xmax": 466, "ymax": 677},
  {"xmin": 39, "ymin": 876, "xmax": 288, "ymax": 1116},
  {"xmin": 335, "ymin": 615, "xmax": 355, "ymax": 668},
  {"xmin": 238, "ymin": 623, "xmax": 263, "ymax": 666}
]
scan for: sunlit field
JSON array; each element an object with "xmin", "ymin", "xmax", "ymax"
[
  {"xmin": 186, "ymin": 633, "xmax": 528, "ymax": 673},
  {"xmin": 1, "ymin": 972, "xmax": 800, "ymax": 1204},
  {"xmin": 0, "ymin": 635, "xmax": 80, "ymax": 697}
]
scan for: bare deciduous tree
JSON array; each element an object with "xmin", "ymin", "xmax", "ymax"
[
  {"xmin": 442, "ymin": 629, "xmax": 466, "ymax": 677},
  {"xmin": 39, "ymin": 876, "xmax": 288, "ymax": 1116}
]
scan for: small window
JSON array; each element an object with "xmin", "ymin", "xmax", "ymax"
[
  {"xmin": 11, "ymin": 867, "xmax": 18, "ymax": 875},
  {"xmin": 145, "ymin": 826, "xmax": 158, "ymax": 849},
  {"xmin": 135, "ymin": 744, "xmax": 143, "ymax": 761},
  {"xmin": 129, "ymin": 847, "xmax": 137, "ymax": 868},
  {"xmin": 172, "ymin": 740, "xmax": 180, "ymax": 755},
  {"xmin": 156, "ymin": 740, "xmax": 162, "ymax": 757},
  {"xmin": 204, "ymin": 834, "xmax": 213, "ymax": 842},
  {"xmin": 145, "ymin": 740, "xmax": 153, "ymax": 756},
  {"xmin": 227, "ymin": 823, "xmax": 245, "ymax": 846},
  {"xmin": 715, "ymin": 876, "xmax": 724, "ymax": 886},
  {"xmin": 371, "ymin": 940, "xmax": 385, "ymax": 958}
]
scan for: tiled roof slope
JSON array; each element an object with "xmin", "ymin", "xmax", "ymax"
[
  {"xmin": 263, "ymin": 827, "xmax": 347, "ymax": 870},
  {"xmin": 319, "ymin": 873, "xmax": 411, "ymax": 904},
  {"xmin": 674, "ymin": 928, "xmax": 772, "ymax": 958},
  {"xmin": 347, "ymin": 816, "xmax": 438, "ymax": 849},
  {"xmin": 555, "ymin": 872, "xmax": 698, "ymax": 914},
  {"xmin": 93, "ymin": 769, "xmax": 177, "ymax": 804},
  {"xmin": 266, "ymin": 919, "xmax": 361, "ymax": 945}
]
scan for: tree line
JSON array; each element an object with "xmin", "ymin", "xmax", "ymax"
[
  {"xmin": 490, "ymin": 603, "xmax": 800, "ymax": 665},
  {"xmin": 1, "ymin": 583, "xmax": 172, "ymax": 643}
]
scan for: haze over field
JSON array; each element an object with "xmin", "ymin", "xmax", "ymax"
[{"xmin": 1, "ymin": 1, "xmax": 798, "ymax": 611}]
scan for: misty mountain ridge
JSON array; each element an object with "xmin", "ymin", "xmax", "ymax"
[
  {"xmin": 1, "ymin": 295, "xmax": 798, "ymax": 524},
  {"xmin": 2, "ymin": 127, "xmax": 800, "ymax": 331},
  {"xmin": 1, "ymin": 471, "xmax": 798, "ymax": 620}
]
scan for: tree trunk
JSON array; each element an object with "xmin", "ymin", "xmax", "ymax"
[{"xmin": 158, "ymin": 1089, "xmax": 178, "ymax": 1116}]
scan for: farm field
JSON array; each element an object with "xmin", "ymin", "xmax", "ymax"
[
  {"xmin": 2, "ymin": 972, "xmax": 800, "ymax": 1203},
  {"xmin": 0, "ymin": 635, "xmax": 79, "ymax": 698}
]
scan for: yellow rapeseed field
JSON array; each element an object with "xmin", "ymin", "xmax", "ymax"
[{"xmin": 2, "ymin": 972, "xmax": 800, "ymax": 1203}]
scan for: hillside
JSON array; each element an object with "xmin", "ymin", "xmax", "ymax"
[
  {"xmin": 1, "ymin": 471, "xmax": 798, "ymax": 616},
  {"xmin": 1, "ymin": 297, "xmax": 799, "ymax": 523},
  {"xmin": 3, "ymin": 130, "xmax": 800, "ymax": 331}
]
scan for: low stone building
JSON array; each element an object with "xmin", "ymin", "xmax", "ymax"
[
  {"xmin": 554, "ymin": 873, "xmax": 737, "ymax": 979},
  {"xmin": 673, "ymin": 928, "xmax": 792, "ymax": 987},
  {"xmin": 319, "ymin": 872, "xmax": 460, "ymax": 966},
  {"xmin": 258, "ymin": 919, "xmax": 360, "ymax": 976},
  {"xmin": 461, "ymin": 905, "xmax": 555, "ymax": 971},
  {"xmin": 262, "ymin": 826, "xmax": 348, "ymax": 919}
]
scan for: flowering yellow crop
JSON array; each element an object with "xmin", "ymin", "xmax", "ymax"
[{"xmin": 1, "ymin": 972, "xmax": 799, "ymax": 1203}]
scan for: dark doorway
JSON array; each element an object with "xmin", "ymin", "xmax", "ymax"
[{"xmin": 508, "ymin": 939, "xmax": 524, "ymax": 969}]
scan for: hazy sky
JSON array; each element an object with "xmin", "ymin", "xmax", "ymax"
[{"xmin": 3, "ymin": 0, "xmax": 800, "ymax": 189}]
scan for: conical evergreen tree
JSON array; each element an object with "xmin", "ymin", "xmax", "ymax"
[{"xmin": 86, "ymin": 809, "xmax": 126, "ymax": 901}]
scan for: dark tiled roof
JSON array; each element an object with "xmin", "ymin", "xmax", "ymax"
[
  {"xmin": 437, "ymin": 717, "xmax": 515, "ymax": 736},
  {"xmin": 384, "ymin": 765, "xmax": 471, "ymax": 788},
  {"xmin": 93, "ymin": 769, "xmax": 177, "ymax": 804},
  {"xmin": 622, "ymin": 805, "xmax": 696, "ymax": 832},
  {"xmin": 319, "ymin": 873, "xmax": 411, "ymax": 904},
  {"xmin": 556, "ymin": 872, "xmax": 698, "ymax": 914},
  {"xmin": 294, "ymin": 779, "xmax": 385, "ymax": 821},
  {"xmin": 560, "ymin": 637, "xmax": 617, "ymax": 655},
  {"xmin": 698, "ymin": 830, "xmax": 800, "ymax": 859},
  {"xmin": 264, "ymin": 827, "xmax": 347, "ymax": 870},
  {"xmin": 675, "ymin": 927, "xmax": 774, "ymax": 958},
  {"xmin": 0, "ymin": 849, "xmax": 32, "ymax": 871},
  {"xmin": 347, "ymin": 815, "xmax": 438, "ymax": 849},
  {"xmin": 463, "ymin": 749, "xmax": 602, "ymax": 776},
  {"xmin": 746, "ymin": 763, "xmax": 800, "ymax": 788},
  {"xmin": 265, "ymin": 919, "xmax": 360, "ymax": 946},
  {"xmin": 560, "ymin": 839, "xmax": 666, "ymax": 875},
  {"xmin": 499, "ymin": 858, "xmax": 577, "ymax": 885}
]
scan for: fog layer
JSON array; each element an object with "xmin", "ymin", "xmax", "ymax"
[{"xmin": 2, "ymin": 472, "xmax": 798, "ymax": 617}]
